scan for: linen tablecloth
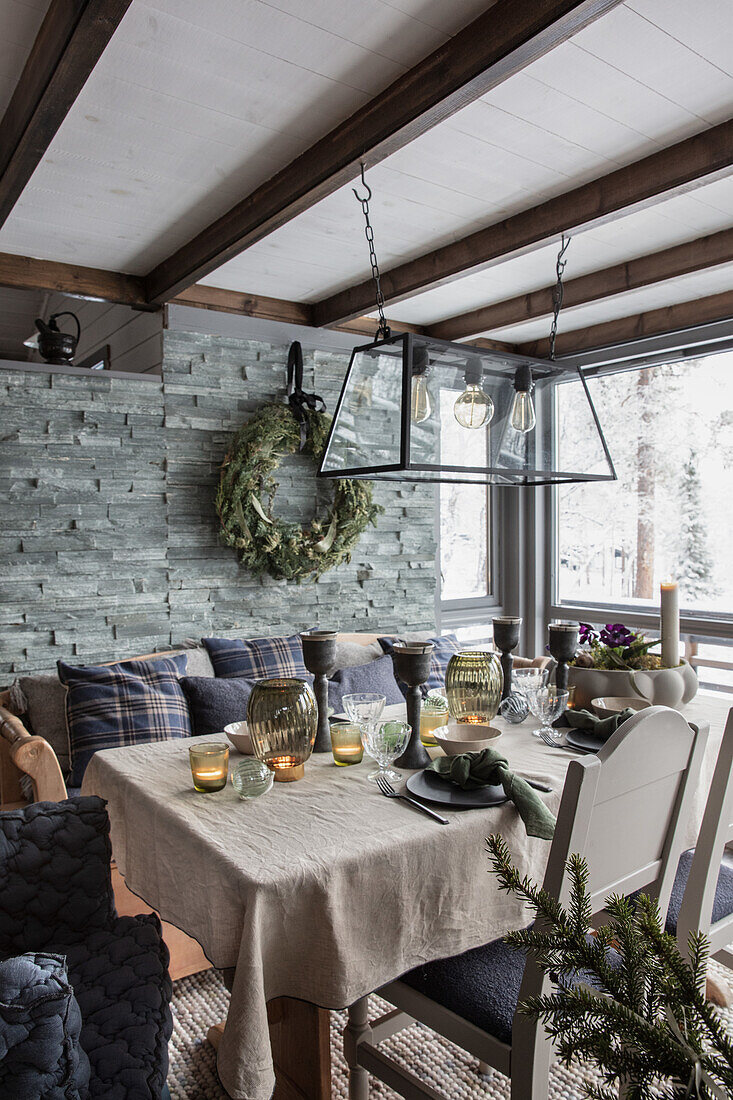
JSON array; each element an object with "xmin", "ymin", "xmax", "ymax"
[{"xmin": 81, "ymin": 695, "xmax": 727, "ymax": 1100}]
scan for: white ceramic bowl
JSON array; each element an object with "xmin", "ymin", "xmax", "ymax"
[
  {"xmin": 433, "ymin": 722, "xmax": 501, "ymax": 756},
  {"xmin": 590, "ymin": 697, "xmax": 651, "ymax": 720},
  {"xmin": 224, "ymin": 721, "xmax": 253, "ymax": 755}
]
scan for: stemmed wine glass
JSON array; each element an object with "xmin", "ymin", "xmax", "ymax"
[
  {"xmin": 528, "ymin": 686, "xmax": 569, "ymax": 741},
  {"xmin": 360, "ymin": 721, "xmax": 411, "ymax": 783}
]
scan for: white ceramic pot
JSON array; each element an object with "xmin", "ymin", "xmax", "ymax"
[{"xmin": 567, "ymin": 659, "xmax": 698, "ymax": 711}]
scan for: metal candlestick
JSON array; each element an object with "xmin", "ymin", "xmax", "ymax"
[
  {"xmin": 300, "ymin": 630, "xmax": 338, "ymax": 753},
  {"xmin": 391, "ymin": 643, "xmax": 433, "ymax": 770},
  {"xmin": 492, "ymin": 617, "xmax": 522, "ymax": 700},
  {"xmin": 548, "ymin": 622, "xmax": 579, "ymax": 693}
]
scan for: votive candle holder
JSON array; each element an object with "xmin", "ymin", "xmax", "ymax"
[
  {"xmin": 329, "ymin": 722, "xmax": 364, "ymax": 766},
  {"xmin": 189, "ymin": 742, "xmax": 229, "ymax": 792}
]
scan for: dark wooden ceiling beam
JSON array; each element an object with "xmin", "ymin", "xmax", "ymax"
[
  {"xmin": 143, "ymin": 0, "xmax": 624, "ymax": 304},
  {"xmin": 517, "ymin": 289, "xmax": 733, "ymax": 359},
  {"xmin": 428, "ymin": 225, "xmax": 733, "ymax": 341},
  {"xmin": 0, "ymin": 252, "xmax": 152, "ymax": 308},
  {"xmin": 315, "ymin": 116, "xmax": 733, "ymax": 327},
  {"xmin": 0, "ymin": 0, "xmax": 133, "ymax": 229},
  {"xmin": 0, "ymin": 253, "xmax": 430, "ymax": 335}
]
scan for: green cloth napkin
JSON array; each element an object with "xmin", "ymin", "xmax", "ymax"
[
  {"xmin": 427, "ymin": 749, "xmax": 555, "ymax": 840},
  {"xmin": 565, "ymin": 707, "xmax": 635, "ymax": 742}
]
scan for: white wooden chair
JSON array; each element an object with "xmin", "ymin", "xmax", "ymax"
[
  {"xmin": 673, "ymin": 707, "xmax": 733, "ymax": 982},
  {"xmin": 344, "ymin": 706, "xmax": 708, "ymax": 1100}
]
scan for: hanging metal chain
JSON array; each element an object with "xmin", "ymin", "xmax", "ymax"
[
  {"xmin": 549, "ymin": 234, "xmax": 571, "ymax": 360},
  {"xmin": 352, "ymin": 163, "xmax": 390, "ymax": 340}
]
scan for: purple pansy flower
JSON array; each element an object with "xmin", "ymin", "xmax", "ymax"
[
  {"xmin": 599, "ymin": 623, "xmax": 637, "ymax": 649},
  {"xmin": 578, "ymin": 622, "xmax": 598, "ymax": 646}
]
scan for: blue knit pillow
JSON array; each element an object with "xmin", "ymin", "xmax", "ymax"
[
  {"xmin": 328, "ymin": 655, "xmax": 403, "ymax": 714},
  {"xmin": 202, "ymin": 634, "xmax": 309, "ymax": 680},
  {"xmin": 59, "ymin": 656, "xmax": 191, "ymax": 786},
  {"xmin": 378, "ymin": 634, "xmax": 460, "ymax": 696},
  {"xmin": 0, "ymin": 952, "xmax": 90, "ymax": 1099}
]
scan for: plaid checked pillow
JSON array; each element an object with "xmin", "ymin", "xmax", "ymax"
[
  {"xmin": 202, "ymin": 634, "xmax": 309, "ymax": 680},
  {"xmin": 378, "ymin": 634, "xmax": 460, "ymax": 697},
  {"xmin": 58, "ymin": 656, "xmax": 191, "ymax": 787}
]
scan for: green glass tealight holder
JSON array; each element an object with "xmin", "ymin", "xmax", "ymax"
[
  {"xmin": 330, "ymin": 722, "xmax": 364, "ymax": 766},
  {"xmin": 189, "ymin": 742, "xmax": 229, "ymax": 792}
]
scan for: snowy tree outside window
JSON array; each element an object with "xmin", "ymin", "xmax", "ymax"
[{"xmin": 556, "ymin": 353, "xmax": 732, "ymax": 615}]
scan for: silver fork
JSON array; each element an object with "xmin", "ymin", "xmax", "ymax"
[
  {"xmin": 375, "ymin": 774, "xmax": 449, "ymax": 824},
  {"xmin": 537, "ymin": 728, "xmax": 593, "ymax": 754}
]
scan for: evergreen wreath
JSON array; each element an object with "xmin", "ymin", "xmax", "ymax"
[{"xmin": 216, "ymin": 401, "xmax": 382, "ymax": 582}]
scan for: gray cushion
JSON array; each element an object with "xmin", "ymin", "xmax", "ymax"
[
  {"xmin": 168, "ymin": 646, "xmax": 215, "ymax": 678},
  {"xmin": 664, "ymin": 850, "xmax": 733, "ymax": 934},
  {"xmin": 18, "ymin": 674, "xmax": 70, "ymax": 776},
  {"xmin": 332, "ymin": 639, "xmax": 383, "ymax": 669}
]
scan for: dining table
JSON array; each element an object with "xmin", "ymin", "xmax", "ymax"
[{"xmin": 80, "ymin": 692, "xmax": 730, "ymax": 1100}]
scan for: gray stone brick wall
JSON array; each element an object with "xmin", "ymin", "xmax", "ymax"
[{"xmin": 0, "ymin": 332, "xmax": 436, "ymax": 677}]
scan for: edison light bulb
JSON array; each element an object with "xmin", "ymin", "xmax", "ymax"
[
  {"xmin": 454, "ymin": 385, "xmax": 494, "ymax": 429},
  {"xmin": 510, "ymin": 364, "xmax": 536, "ymax": 434},
  {"xmin": 411, "ymin": 372, "xmax": 432, "ymax": 423},
  {"xmin": 453, "ymin": 357, "xmax": 493, "ymax": 429}
]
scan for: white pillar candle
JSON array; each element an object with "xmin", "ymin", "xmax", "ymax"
[{"xmin": 660, "ymin": 580, "xmax": 680, "ymax": 669}]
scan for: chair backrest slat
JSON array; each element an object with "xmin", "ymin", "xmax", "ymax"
[
  {"xmin": 677, "ymin": 708, "xmax": 733, "ymax": 954},
  {"xmin": 515, "ymin": 707, "xmax": 706, "ymax": 1020}
]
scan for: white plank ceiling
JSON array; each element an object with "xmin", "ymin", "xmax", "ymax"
[{"xmin": 1, "ymin": 0, "xmax": 733, "ymax": 344}]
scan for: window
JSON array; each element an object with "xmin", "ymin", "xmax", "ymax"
[
  {"xmin": 438, "ymin": 386, "xmax": 492, "ymax": 605},
  {"xmin": 555, "ymin": 352, "xmax": 733, "ymax": 618}
]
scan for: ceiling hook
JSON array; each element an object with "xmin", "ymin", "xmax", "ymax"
[{"xmin": 351, "ymin": 161, "xmax": 372, "ymax": 204}]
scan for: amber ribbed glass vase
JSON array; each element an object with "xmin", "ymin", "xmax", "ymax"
[
  {"xmin": 247, "ymin": 678, "xmax": 317, "ymax": 781},
  {"xmin": 445, "ymin": 651, "xmax": 503, "ymax": 725}
]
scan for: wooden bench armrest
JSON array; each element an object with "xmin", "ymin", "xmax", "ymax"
[
  {"xmin": 11, "ymin": 735, "xmax": 68, "ymax": 803},
  {"xmin": 1, "ymin": 703, "xmax": 67, "ymax": 804}
]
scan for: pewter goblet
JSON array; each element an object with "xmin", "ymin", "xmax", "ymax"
[
  {"xmin": 300, "ymin": 629, "xmax": 338, "ymax": 753},
  {"xmin": 390, "ymin": 643, "xmax": 433, "ymax": 770},
  {"xmin": 548, "ymin": 622, "xmax": 579, "ymax": 693},
  {"xmin": 492, "ymin": 616, "xmax": 522, "ymax": 700}
]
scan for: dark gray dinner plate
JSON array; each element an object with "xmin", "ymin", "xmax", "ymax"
[
  {"xmin": 405, "ymin": 769, "xmax": 508, "ymax": 810},
  {"xmin": 565, "ymin": 728, "xmax": 604, "ymax": 753}
]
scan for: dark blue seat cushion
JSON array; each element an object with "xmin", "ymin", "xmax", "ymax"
[
  {"xmin": 0, "ymin": 797, "xmax": 115, "ymax": 955},
  {"xmin": 0, "ymin": 952, "xmax": 91, "ymax": 1099},
  {"xmin": 328, "ymin": 655, "xmax": 403, "ymax": 713},
  {"xmin": 63, "ymin": 913, "xmax": 172, "ymax": 1100},
  {"xmin": 401, "ymin": 936, "xmax": 524, "ymax": 1044},
  {"xmin": 59, "ymin": 656, "xmax": 191, "ymax": 786},
  {"xmin": 665, "ymin": 849, "xmax": 733, "ymax": 935},
  {"xmin": 180, "ymin": 675, "xmax": 256, "ymax": 736}
]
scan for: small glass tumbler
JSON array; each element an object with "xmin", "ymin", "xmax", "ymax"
[
  {"xmin": 189, "ymin": 743, "xmax": 229, "ymax": 792},
  {"xmin": 420, "ymin": 695, "xmax": 449, "ymax": 746},
  {"xmin": 330, "ymin": 723, "xmax": 364, "ymax": 766},
  {"xmin": 361, "ymin": 720, "xmax": 410, "ymax": 782},
  {"xmin": 342, "ymin": 693, "xmax": 386, "ymax": 727},
  {"xmin": 529, "ymin": 687, "xmax": 569, "ymax": 740},
  {"xmin": 231, "ymin": 758, "xmax": 274, "ymax": 800}
]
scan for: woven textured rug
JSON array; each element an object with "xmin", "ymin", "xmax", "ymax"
[{"xmin": 169, "ymin": 965, "xmax": 733, "ymax": 1099}]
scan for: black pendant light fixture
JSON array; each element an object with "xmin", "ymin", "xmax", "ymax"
[{"xmin": 318, "ymin": 174, "xmax": 615, "ymax": 487}]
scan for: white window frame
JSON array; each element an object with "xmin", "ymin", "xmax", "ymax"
[{"xmin": 528, "ymin": 326, "xmax": 733, "ymax": 685}]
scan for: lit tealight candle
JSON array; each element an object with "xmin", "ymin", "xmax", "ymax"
[
  {"xmin": 189, "ymin": 743, "xmax": 229, "ymax": 792},
  {"xmin": 329, "ymin": 723, "xmax": 364, "ymax": 767},
  {"xmin": 660, "ymin": 579, "xmax": 680, "ymax": 669}
]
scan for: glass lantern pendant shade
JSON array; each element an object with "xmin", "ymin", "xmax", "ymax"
[{"xmin": 318, "ymin": 332, "xmax": 616, "ymax": 486}]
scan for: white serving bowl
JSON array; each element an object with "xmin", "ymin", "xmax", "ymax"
[
  {"xmin": 224, "ymin": 721, "xmax": 253, "ymax": 755},
  {"xmin": 433, "ymin": 722, "xmax": 501, "ymax": 756},
  {"xmin": 590, "ymin": 697, "xmax": 651, "ymax": 720}
]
